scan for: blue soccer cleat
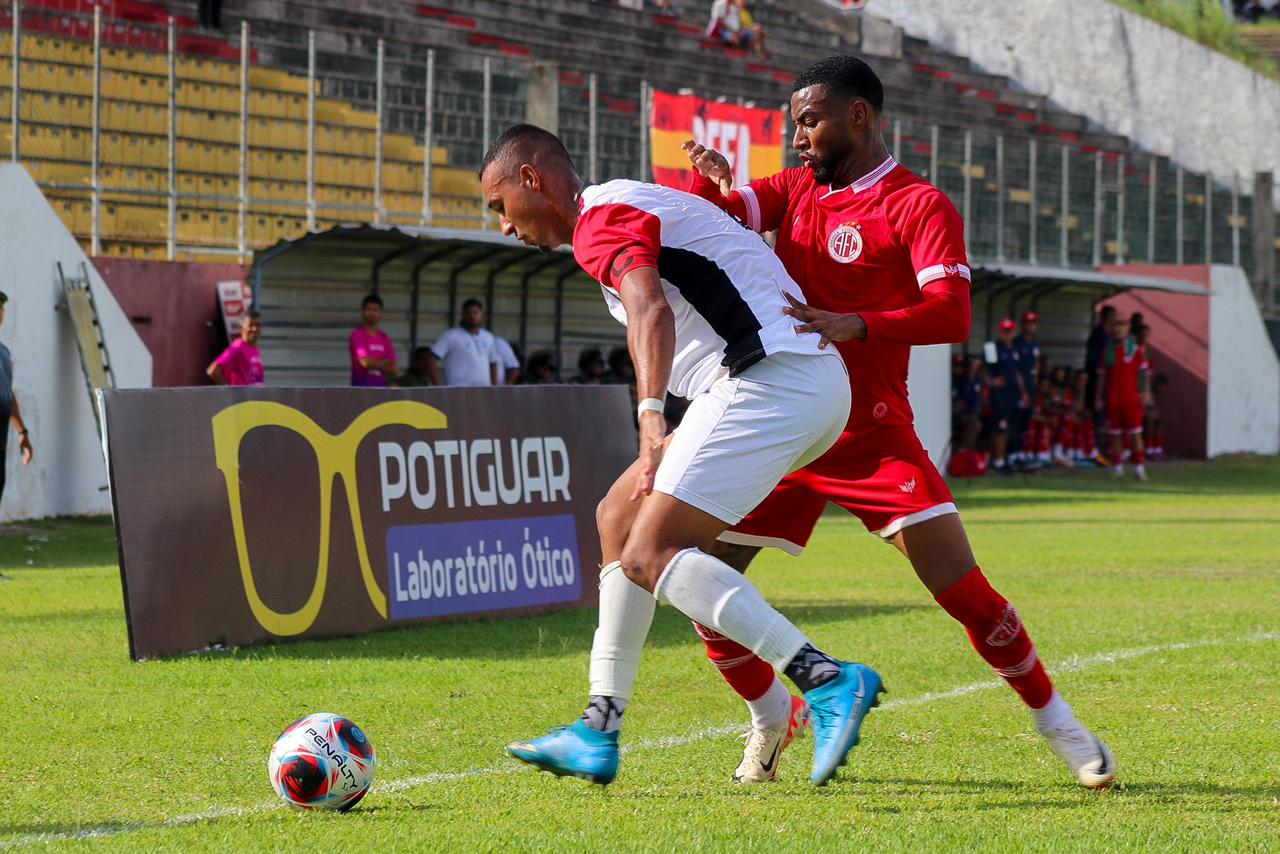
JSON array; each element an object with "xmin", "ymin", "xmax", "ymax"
[
  {"xmin": 805, "ymin": 662, "xmax": 885, "ymax": 786},
  {"xmin": 507, "ymin": 719, "xmax": 620, "ymax": 785}
]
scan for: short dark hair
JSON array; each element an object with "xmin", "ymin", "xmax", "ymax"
[
  {"xmin": 1099, "ymin": 304, "xmax": 1117, "ymax": 319},
  {"xmin": 478, "ymin": 123, "xmax": 575, "ymax": 180},
  {"xmin": 461, "ymin": 298, "xmax": 484, "ymax": 312},
  {"xmin": 244, "ymin": 309, "xmax": 262, "ymax": 321},
  {"xmin": 577, "ymin": 347, "xmax": 604, "ymax": 372},
  {"xmin": 793, "ymin": 55, "xmax": 884, "ymax": 113},
  {"xmin": 362, "ymin": 294, "xmax": 383, "ymax": 308}
]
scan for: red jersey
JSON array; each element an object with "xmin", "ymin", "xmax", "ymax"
[
  {"xmin": 1100, "ymin": 340, "xmax": 1149, "ymax": 406},
  {"xmin": 690, "ymin": 156, "xmax": 971, "ymax": 429}
]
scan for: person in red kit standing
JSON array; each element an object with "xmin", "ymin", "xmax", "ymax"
[
  {"xmin": 678, "ymin": 54, "xmax": 1116, "ymax": 788},
  {"xmin": 1096, "ymin": 313, "xmax": 1151, "ymax": 480}
]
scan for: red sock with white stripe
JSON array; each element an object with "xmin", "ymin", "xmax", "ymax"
[
  {"xmin": 694, "ymin": 622, "xmax": 790, "ymax": 730},
  {"xmin": 934, "ymin": 567, "xmax": 1054, "ymax": 709}
]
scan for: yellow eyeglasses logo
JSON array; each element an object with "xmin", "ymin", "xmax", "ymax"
[{"xmin": 211, "ymin": 400, "xmax": 448, "ymax": 636}]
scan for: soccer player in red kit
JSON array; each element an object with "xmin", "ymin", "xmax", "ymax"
[
  {"xmin": 679, "ymin": 55, "xmax": 1116, "ymax": 787},
  {"xmin": 1096, "ymin": 313, "xmax": 1151, "ymax": 480}
]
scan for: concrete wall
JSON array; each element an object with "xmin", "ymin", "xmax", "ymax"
[
  {"xmin": 0, "ymin": 165, "xmax": 152, "ymax": 522},
  {"xmin": 863, "ymin": 0, "xmax": 1280, "ymax": 200},
  {"xmin": 908, "ymin": 342, "xmax": 951, "ymax": 467},
  {"xmin": 1207, "ymin": 265, "xmax": 1280, "ymax": 455},
  {"xmin": 95, "ymin": 259, "xmax": 245, "ymax": 387}
]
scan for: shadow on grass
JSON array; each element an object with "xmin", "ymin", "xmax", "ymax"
[{"xmin": 227, "ymin": 600, "xmax": 933, "ymax": 664}]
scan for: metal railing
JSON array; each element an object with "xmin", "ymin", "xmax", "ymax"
[{"xmin": 0, "ymin": 0, "xmax": 1276, "ymax": 313}]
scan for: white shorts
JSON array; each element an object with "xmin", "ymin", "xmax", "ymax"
[{"xmin": 653, "ymin": 351, "xmax": 851, "ymax": 524}]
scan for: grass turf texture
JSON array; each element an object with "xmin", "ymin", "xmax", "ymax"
[{"xmin": 1, "ymin": 457, "xmax": 1278, "ymax": 851}]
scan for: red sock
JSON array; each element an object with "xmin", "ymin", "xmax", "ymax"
[
  {"xmin": 694, "ymin": 622, "xmax": 775, "ymax": 701},
  {"xmin": 1133, "ymin": 442, "xmax": 1146, "ymax": 465},
  {"xmin": 934, "ymin": 568, "xmax": 1054, "ymax": 709}
]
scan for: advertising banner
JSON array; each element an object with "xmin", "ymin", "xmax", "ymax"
[
  {"xmin": 649, "ymin": 90, "xmax": 785, "ymax": 191},
  {"xmin": 101, "ymin": 386, "xmax": 635, "ymax": 659}
]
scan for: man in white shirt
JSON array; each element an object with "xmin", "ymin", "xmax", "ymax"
[
  {"xmin": 492, "ymin": 334, "xmax": 522, "ymax": 385},
  {"xmin": 427, "ymin": 299, "xmax": 501, "ymax": 386}
]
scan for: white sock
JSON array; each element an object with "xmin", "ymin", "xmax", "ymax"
[
  {"xmin": 653, "ymin": 547, "xmax": 808, "ymax": 670},
  {"xmin": 587, "ymin": 561, "xmax": 655, "ymax": 702},
  {"xmin": 1135, "ymin": 463, "xmax": 1146, "ymax": 477},
  {"xmin": 747, "ymin": 675, "xmax": 791, "ymax": 731},
  {"xmin": 1031, "ymin": 691, "xmax": 1075, "ymax": 732}
]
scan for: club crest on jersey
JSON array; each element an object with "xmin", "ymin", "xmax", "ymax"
[{"xmin": 827, "ymin": 222, "xmax": 863, "ymax": 264}]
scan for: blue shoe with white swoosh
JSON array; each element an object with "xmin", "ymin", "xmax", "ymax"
[
  {"xmin": 507, "ymin": 719, "xmax": 620, "ymax": 785},
  {"xmin": 804, "ymin": 662, "xmax": 885, "ymax": 786}
]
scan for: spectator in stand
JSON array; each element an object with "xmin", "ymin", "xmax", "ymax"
[
  {"xmin": 569, "ymin": 348, "xmax": 607, "ymax": 385},
  {"xmin": 986, "ymin": 318, "xmax": 1029, "ymax": 474},
  {"xmin": 427, "ymin": 299, "xmax": 500, "ymax": 387},
  {"xmin": 523, "ymin": 351, "xmax": 560, "ymax": 384},
  {"xmin": 1012, "ymin": 310, "xmax": 1042, "ymax": 467},
  {"xmin": 397, "ymin": 346, "xmax": 434, "ymax": 387},
  {"xmin": 350, "ymin": 294, "xmax": 398, "ymax": 387},
  {"xmin": 601, "ymin": 344, "xmax": 637, "ymax": 408},
  {"xmin": 706, "ymin": 0, "xmax": 770, "ymax": 59},
  {"xmin": 1096, "ymin": 313, "xmax": 1151, "ymax": 481},
  {"xmin": 208, "ymin": 310, "xmax": 265, "ymax": 387},
  {"xmin": 0, "ymin": 291, "xmax": 35, "ymax": 511},
  {"xmin": 1084, "ymin": 303, "xmax": 1116, "ymax": 463},
  {"xmin": 493, "ymin": 334, "xmax": 522, "ymax": 385},
  {"xmin": 951, "ymin": 354, "xmax": 985, "ymax": 453}
]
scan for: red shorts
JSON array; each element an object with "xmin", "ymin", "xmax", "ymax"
[
  {"xmin": 1106, "ymin": 400, "xmax": 1144, "ymax": 434},
  {"xmin": 720, "ymin": 424, "xmax": 957, "ymax": 556}
]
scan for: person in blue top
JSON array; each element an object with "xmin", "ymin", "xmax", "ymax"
[
  {"xmin": 0, "ymin": 291, "xmax": 35, "ymax": 509},
  {"xmin": 987, "ymin": 317, "xmax": 1028, "ymax": 473},
  {"xmin": 1011, "ymin": 310, "xmax": 1042, "ymax": 467}
]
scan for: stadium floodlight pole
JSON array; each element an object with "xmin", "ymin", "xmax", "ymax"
[
  {"xmin": 374, "ymin": 39, "xmax": 385, "ymax": 226},
  {"xmin": 238, "ymin": 20, "xmax": 250, "ymax": 263},
  {"xmin": 90, "ymin": 4, "xmax": 101, "ymax": 256},
  {"xmin": 10, "ymin": 0, "xmax": 20, "ymax": 163},
  {"xmin": 1115, "ymin": 153, "xmax": 1125, "ymax": 266},
  {"xmin": 166, "ymin": 16, "xmax": 177, "ymax": 261},
  {"xmin": 482, "ymin": 56, "xmax": 492, "ymax": 227},
  {"xmin": 1092, "ymin": 150, "xmax": 1103, "ymax": 269},
  {"xmin": 638, "ymin": 80, "xmax": 648, "ymax": 182},
  {"xmin": 1231, "ymin": 173, "xmax": 1241, "ymax": 267},
  {"xmin": 961, "ymin": 129, "xmax": 971, "ymax": 248},
  {"xmin": 1059, "ymin": 144, "xmax": 1068, "ymax": 267},
  {"xmin": 588, "ymin": 72, "xmax": 598, "ymax": 184},
  {"xmin": 1148, "ymin": 159, "xmax": 1157, "ymax": 262},
  {"xmin": 1028, "ymin": 138, "xmax": 1038, "ymax": 265},
  {"xmin": 779, "ymin": 102, "xmax": 789, "ymax": 168},
  {"xmin": 306, "ymin": 30, "xmax": 316, "ymax": 232},
  {"xmin": 1204, "ymin": 172, "xmax": 1212, "ymax": 264},
  {"xmin": 892, "ymin": 119, "xmax": 901, "ymax": 163},
  {"xmin": 995, "ymin": 134, "xmax": 1005, "ymax": 264},
  {"xmin": 421, "ymin": 48, "xmax": 435, "ymax": 226},
  {"xmin": 1175, "ymin": 163, "xmax": 1184, "ymax": 265},
  {"xmin": 929, "ymin": 124, "xmax": 938, "ymax": 186}
]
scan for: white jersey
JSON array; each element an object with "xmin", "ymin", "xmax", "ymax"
[{"xmin": 573, "ymin": 180, "xmax": 835, "ymax": 400}]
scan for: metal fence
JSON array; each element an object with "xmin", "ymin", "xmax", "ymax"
[{"xmin": 1, "ymin": 0, "xmax": 1276, "ymax": 310}]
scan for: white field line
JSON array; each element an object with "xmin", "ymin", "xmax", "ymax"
[{"xmin": 3, "ymin": 630, "xmax": 1276, "ymax": 849}]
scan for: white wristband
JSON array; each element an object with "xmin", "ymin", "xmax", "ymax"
[{"xmin": 637, "ymin": 397, "xmax": 664, "ymax": 418}]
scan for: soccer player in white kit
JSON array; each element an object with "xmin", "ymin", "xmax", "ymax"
[{"xmin": 479, "ymin": 124, "xmax": 883, "ymax": 786}]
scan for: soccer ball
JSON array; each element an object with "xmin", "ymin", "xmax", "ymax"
[{"xmin": 268, "ymin": 712, "xmax": 376, "ymax": 811}]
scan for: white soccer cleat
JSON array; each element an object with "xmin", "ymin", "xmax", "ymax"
[
  {"xmin": 1038, "ymin": 717, "xmax": 1118, "ymax": 789},
  {"xmin": 732, "ymin": 694, "xmax": 809, "ymax": 784}
]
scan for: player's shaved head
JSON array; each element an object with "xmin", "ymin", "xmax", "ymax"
[
  {"xmin": 793, "ymin": 55, "xmax": 884, "ymax": 113},
  {"xmin": 479, "ymin": 124, "xmax": 583, "ymax": 250},
  {"xmin": 479, "ymin": 123, "xmax": 575, "ymax": 181}
]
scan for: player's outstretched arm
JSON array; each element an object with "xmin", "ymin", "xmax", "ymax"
[
  {"xmin": 681, "ymin": 141, "xmax": 734, "ymax": 196},
  {"xmin": 680, "ymin": 140, "xmax": 789, "ymax": 233},
  {"xmin": 618, "ymin": 266, "xmax": 675, "ymax": 501}
]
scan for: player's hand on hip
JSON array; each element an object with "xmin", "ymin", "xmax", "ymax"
[
  {"xmin": 631, "ymin": 411, "xmax": 668, "ymax": 502},
  {"xmin": 681, "ymin": 140, "xmax": 733, "ymax": 196},
  {"xmin": 783, "ymin": 292, "xmax": 866, "ymax": 348}
]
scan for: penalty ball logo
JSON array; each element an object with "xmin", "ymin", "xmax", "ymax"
[{"xmin": 827, "ymin": 222, "xmax": 863, "ymax": 264}]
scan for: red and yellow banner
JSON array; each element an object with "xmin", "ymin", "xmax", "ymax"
[{"xmin": 650, "ymin": 90, "xmax": 784, "ymax": 191}]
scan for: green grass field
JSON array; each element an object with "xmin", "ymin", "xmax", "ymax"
[{"xmin": 2, "ymin": 457, "xmax": 1278, "ymax": 851}]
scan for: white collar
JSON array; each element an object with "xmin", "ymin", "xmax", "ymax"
[{"xmin": 820, "ymin": 155, "xmax": 897, "ymax": 199}]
